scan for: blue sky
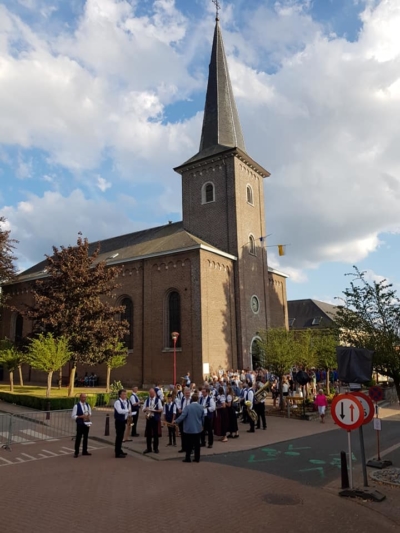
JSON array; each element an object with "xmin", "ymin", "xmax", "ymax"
[{"xmin": 1, "ymin": 0, "xmax": 400, "ymax": 305}]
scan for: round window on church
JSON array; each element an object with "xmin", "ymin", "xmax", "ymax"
[{"xmin": 251, "ymin": 295, "xmax": 260, "ymax": 314}]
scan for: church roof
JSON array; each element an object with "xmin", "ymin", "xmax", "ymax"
[
  {"xmin": 183, "ymin": 20, "xmax": 246, "ymax": 165},
  {"xmin": 15, "ymin": 222, "xmax": 237, "ymax": 284},
  {"xmin": 287, "ymin": 299, "xmax": 338, "ymax": 329}
]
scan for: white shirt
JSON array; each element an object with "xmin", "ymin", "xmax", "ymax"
[
  {"xmin": 180, "ymin": 397, "xmax": 191, "ymax": 411},
  {"xmin": 71, "ymin": 402, "xmax": 91, "ymax": 420},
  {"xmin": 114, "ymin": 399, "xmax": 130, "ymax": 419},
  {"xmin": 163, "ymin": 403, "xmax": 177, "ymax": 416},
  {"xmin": 129, "ymin": 393, "xmax": 140, "ymax": 414},
  {"xmin": 247, "ymin": 390, "xmax": 254, "ymax": 408},
  {"xmin": 282, "ymin": 383, "xmax": 290, "ymax": 393},
  {"xmin": 199, "ymin": 395, "xmax": 216, "ymax": 413}
]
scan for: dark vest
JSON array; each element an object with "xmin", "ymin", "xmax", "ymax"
[
  {"xmin": 165, "ymin": 402, "xmax": 175, "ymax": 423},
  {"xmin": 201, "ymin": 396, "xmax": 214, "ymax": 418},
  {"xmin": 145, "ymin": 397, "xmax": 161, "ymax": 421},
  {"xmin": 114, "ymin": 399, "xmax": 127, "ymax": 422},
  {"xmin": 76, "ymin": 402, "xmax": 89, "ymax": 426}
]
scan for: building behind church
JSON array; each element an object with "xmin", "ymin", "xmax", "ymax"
[{"xmin": 0, "ymin": 18, "xmax": 288, "ymax": 387}]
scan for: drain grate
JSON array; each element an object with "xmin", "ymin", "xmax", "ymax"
[{"xmin": 263, "ymin": 493, "xmax": 302, "ymax": 506}]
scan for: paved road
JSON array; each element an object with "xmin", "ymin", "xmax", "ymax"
[
  {"xmin": 1, "ymin": 438, "xmax": 398, "ymax": 533},
  {"xmin": 204, "ymin": 415, "xmax": 400, "ymax": 487}
]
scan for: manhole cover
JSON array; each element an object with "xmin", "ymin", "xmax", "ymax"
[
  {"xmin": 263, "ymin": 493, "xmax": 302, "ymax": 506},
  {"xmin": 370, "ymin": 468, "xmax": 400, "ymax": 487}
]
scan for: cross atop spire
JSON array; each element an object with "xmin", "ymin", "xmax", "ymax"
[{"xmin": 212, "ymin": 0, "xmax": 221, "ymax": 21}]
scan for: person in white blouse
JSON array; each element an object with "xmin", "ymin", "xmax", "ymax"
[
  {"xmin": 114, "ymin": 389, "xmax": 131, "ymax": 458},
  {"xmin": 71, "ymin": 393, "xmax": 92, "ymax": 458},
  {"xmin": 199, "ymin": 387, "xmax": 215, "ymax": 448}
]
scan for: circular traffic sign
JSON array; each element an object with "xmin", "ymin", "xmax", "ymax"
[
  {"xmin": 350, "ymin": 392, "xmax": 374, "ymax": 425},
  {"xmin": 368, "ymin": 386, "xmax": 383, "ymax": 402},
  {"xmin": 331, "ymin": 393, "xmax": 365, "ymax": 431}
]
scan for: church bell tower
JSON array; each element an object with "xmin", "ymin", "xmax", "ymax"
[{"xmin": 174, "ymin": 14, "xmax": 271, "ymax": 369}]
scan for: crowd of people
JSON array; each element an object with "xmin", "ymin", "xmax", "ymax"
[{"xmin": 72, "ymin": 367, "xmax": 337, "ymax": 460}]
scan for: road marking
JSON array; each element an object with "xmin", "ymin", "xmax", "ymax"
[
  {"xmin": 367, "ymin": 441, "xmax": 400, "ymax": 461},
  {"xmin": 61, "ymin": 447, "xmax": 75, "ymax": 452},
  {"xmin": 0, "ymin": 432, "xmax": 31, "ymax": 444},
  {"xmin": 0, "ymin": 456, "xmax": 13, "ymax": 464},
  {"xmin": 20, "ymin": 453, "xmax": 36, "ymax": 460},
  {"xmin": 41, "ymin": 449, "xmax": 58, "ymax": 456}
]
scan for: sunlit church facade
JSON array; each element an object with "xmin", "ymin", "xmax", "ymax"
[{"xmin": 0, "ymin": 18, "xmax": 288, "ymax": 387}]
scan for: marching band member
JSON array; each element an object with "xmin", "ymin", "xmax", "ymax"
[
  {"xmin": 129, "ymin": 386, "xmax": 141, "ymax": 437},
  {"xmin": 214, "ymin": 387, "xmax": 228, "ymax": 443},
  {"xmin": 255, "ymin": 383, "xmax": 267, "ymax": 430},
  {"xmin": 163, "ymin": 393, "xmax": 177, "ymax": 446},
  {"xmin": 178, "ymin": 387, "xmax": 192, "ymax": 453},
  {"xmin": 199, "ymin": 387, "xmax": 215, "ymax": 449},
  {"xmin": 226, "ymin": 385, "xmax": 239, "ymax": 438},
  {"xmin": 114, "ymin": 389, "xmax": 130, "ymax": 458},
  {"xmin": 71, "ymin": 393, "xmax": 92, "ymax": 458},
  {"xmin": 246, "ymin": 384, "xmax": 256, "ymax": 433},
  {"xmin": 241, "ymin": 382, "xmax": 249, "ymax": 423},
  {"xmin": 143, "ymin": 388, "xmax": 163, "ymax": 454},
  {"xmin": 154, "ymin": 382, "xmax": 164, "ymax": 403}
]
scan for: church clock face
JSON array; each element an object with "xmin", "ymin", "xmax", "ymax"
[{"xmin": 251, "ymin": 295, "xmax": 260, "ymax": 314}]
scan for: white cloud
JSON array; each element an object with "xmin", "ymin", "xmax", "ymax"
[{"xmin": 96, "ymin": 176, "xmax": 111, "ymax": 192}]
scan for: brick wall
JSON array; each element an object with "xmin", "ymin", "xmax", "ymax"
[{"xmin": 268, "ymin": 272, "xmax": 289, "ymax": 329}]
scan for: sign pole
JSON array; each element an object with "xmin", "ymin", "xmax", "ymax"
[
  {"xmin": 347, "ymin": 431, "xmax": 353, "ymax": 489},
  {"xmin": 358, "ymin": 425, "xmax": 368, "ymax": 487},
  {"xmin": 366, "ymin": 388, "xmax": 392, "ymax": 470}
]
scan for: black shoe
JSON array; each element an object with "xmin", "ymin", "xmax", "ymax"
[
  {"xmin": 131, "ymin": 434, "xmax": 140, "ymax": 437},
  {"xmin": 143, "ymin": 449, "xmax": 152, "ymax": 454},
  {"xmin": 173, "ymin": 443, "xmax": 177, "ymax": 447},
  {"xmin": 154, "ymin": 450, "xmax": 159, "ymax": 454},
  {"xmin": 166, "ymin": 443, "xmax": 172, "ymax": 446},
  {"xmin": 207, "ymin": 445, "xmax": 213, "ymax": 449},
  {"xmin": 73, "ymin": 453, "xmax": 79, "ymax": 458},
  {"xmin": 115, "ymin": 454, "xmax": 126, "ymax": 458},
  {"xmin": 256, "ymin": 427, "xmax": 260, "ymax": 430},
  {"xmin": 263, "ymin": 427, "xmax": 267, "ymax": 430},
  {"xmin": 200, "ymin": 444, "xmax": 205, "ymax": 447},
  {"xmin": 82, "ymin": 452, "xmax": 92, "ymax": 456},
  {"xmin": 194, "ymin": 459, "xmax": 200, "ymax": 463},
  {"xmin": 178, "ymin": 449, "xmax": 185, "ymax": 453},
  {"xmin": 120, "ymin": 452, "xmax": 127, "ymax": 456},
  {"xmin": 182, "ymin": 459, "xmax": 191, "ymax": 463}
]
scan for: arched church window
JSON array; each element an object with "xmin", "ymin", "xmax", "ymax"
[
  {"xmin": 120, "ymin": 297, "xmax": 134, "ymax": 350},
  {"xmin": 247, "ymin": 185, "xmax": 254, "ymax": 205},
  {"xmin": 249, "ymin": 235, "xmax": 256, "ymax": 256},
  {"xmin": 15, "ymin": 314, "xmax": 23, "ymax": 345},
  {"xmin": 168, "ymin": 291, "xmax": 181, "ymax": 348},
  {"xmin": 202, "ymin": 182, "xmax": 215, "ymax": 204}
]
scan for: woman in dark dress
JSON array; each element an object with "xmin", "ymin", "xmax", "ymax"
[
  {"xmin": 213, "ymin": 387, "xmax": 228, "ymax": 442},
  {"xmin": 226, "ymin": 386, "xmax": 239, "ymax": 438}
]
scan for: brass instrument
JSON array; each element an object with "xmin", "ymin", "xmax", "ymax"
[
  {"xmin": 254, "ymin": 382, "xmax": 269, "ymax": 403},
  {"xmin": 245, "ymin": 400, "xmax": 258, "ymax": 423}
]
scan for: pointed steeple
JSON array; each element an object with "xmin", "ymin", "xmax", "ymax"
[{"xmin": 185, "ymin": 20, "xmax": 246, "ymax": 164}]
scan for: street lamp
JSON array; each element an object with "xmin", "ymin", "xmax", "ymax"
[{"xmin": 171, "ymin": 331, "xmax": 180, "ymax": 385}]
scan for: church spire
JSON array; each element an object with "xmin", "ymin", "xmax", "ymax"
[{"xmin": 183, "ymin": 17, "xmax": 246, "ymax": 164}]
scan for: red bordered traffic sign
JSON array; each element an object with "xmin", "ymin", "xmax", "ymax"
[
  {"xmin": 331, "ymin": 393, "xmax": 365, "ymax": 431},
  {"xmin": 350, "ymin": 392, "xmax": 374, "ymax": 425},
  {"xmin": 368, "ymin": 386, "xmax": 383, "ymax": 403}
]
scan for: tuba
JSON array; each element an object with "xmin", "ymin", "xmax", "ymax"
[
  {"xmin": 254, "ymin": 382, "xmax": 269, "ymax": 403},
  {"xmin": 245, "ymin": 400, "xmax": 258, "ymax": 423}
]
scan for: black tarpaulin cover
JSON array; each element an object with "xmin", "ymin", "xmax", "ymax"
[{"xmin": 336, "ymin": 347, "xmax": 374, "ymax": 383}]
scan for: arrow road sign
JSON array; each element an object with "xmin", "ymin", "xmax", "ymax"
[
  {"xmin": 331, "ymin": 394, "xmax": 365, "ymax": 431},
  {"xmin": 350, "ymin": 392, "xmax": 374, "ymax": 425}
]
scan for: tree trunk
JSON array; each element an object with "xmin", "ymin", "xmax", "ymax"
[
  {"xmin": 18, "ymin": 365, "xmax": 24, "ymax": 387},
  {"xmin": 326, "ymin": 368, "xmax": 330, "ymax": 395},
  {"xmin": 68, "ymin": 365, "xmax": 76, "ymax": 397},
  {"xmin": 9, "ymin": 371, "xmax": 14, "ymax": 393},
  {"xmin": 393, "ymin": 377, "xmax": 400, "ymax": 405},
  {"xmin": 46, "ymin": 371, "xmax": 53, "ymax": 398},
  {"xmin": 58, "ymin": 368, "xmax": 62, "ymax": 390},
  {"xmin": 106, "ymin": 366, "xmax": 111, "ymax": 393}
]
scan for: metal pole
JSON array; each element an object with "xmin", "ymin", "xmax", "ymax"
[
  {"xmin": 173, "ymin": 339, "xmax": 177, "ymax": 386},
  {"xmin": 358, "ymin": 425, "xmax": 368, "ymax": 487},
  {"xmin": 347, "ymin": 431, "xmax": 353, "ymax": 489}
]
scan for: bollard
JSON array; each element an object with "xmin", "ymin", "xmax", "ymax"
[
  {"xmin": 104, "ymin": 414, "xmax": 110, "ymax": 436},
  {"xmin": 46, "ymin": 400, "xmax": 51, "ymax": 420},
  {"xmin": 341, "ymin": 450, "xmax": 349, "ymax": 489}
]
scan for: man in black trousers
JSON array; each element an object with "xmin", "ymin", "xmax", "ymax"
[
  {"xmin": 71, "ymin": 393, "xmax": 92, "ymax": 458},
  {"xmin": 175, "ymin": 393, "xmax": 204, "ymax": 463},
  {"xmin": 114, "ymin": 389, "xmax": 130, "ymax": 458}
]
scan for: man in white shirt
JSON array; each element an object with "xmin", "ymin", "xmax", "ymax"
[
  {"xmin": 199, "ymin": 387, "xmax": 215, "ymax": 448},
  {"xmin": 71, "ymin": 393, "xmax": 92, "ymax": 458},
  {"xmin": 129, "ymin": 387, "xmax": 141, "ymax": 437},
  {"xmin": 114, "ymin": 389, "xmax": 130, "ymax": 458},
  {"xmin": 178, "ymin": 388, "xmax": 191, "ymax": 453}
]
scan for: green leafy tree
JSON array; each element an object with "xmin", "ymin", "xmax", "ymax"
[
  {"xmin": 0, "ymin": 216, "xmax": 18, "ymax": 306},
  {"xmin": 104, "ymin": 341, "xmax": 128, "ymax": 392},
  {"xmin": 0, "ymin": 344, "xmax": 24, "ymax": 392},
  {"xmin": 258, "ymin": 328, "xmax": 296, "ymax": 409},
  {"xmin": 26, "ymin": 333, "xmax": 72, "ymax": 398},
  {"xmin": 312, "ymin": 330, "xmax": 338, "ymax": 394},
  {"xmin": 22, "ymin": 234, "xmax": 129, "ymax": 397},
  {"xmin": 295, "ymin": 330, "xmax": 317, "ymax": 371},
  {"xmin": 334, "ymin": 266, "xmax": 400, "ymax": 398}
]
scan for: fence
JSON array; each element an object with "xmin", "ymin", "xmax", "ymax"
[{"xmin": 1, "ymin": 410, "xmax": 75, "ymax": 451}]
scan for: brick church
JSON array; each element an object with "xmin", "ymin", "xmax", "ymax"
[{"xmin": 0, "ymin": 19, "xmax": 288, "ymax": 387}]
